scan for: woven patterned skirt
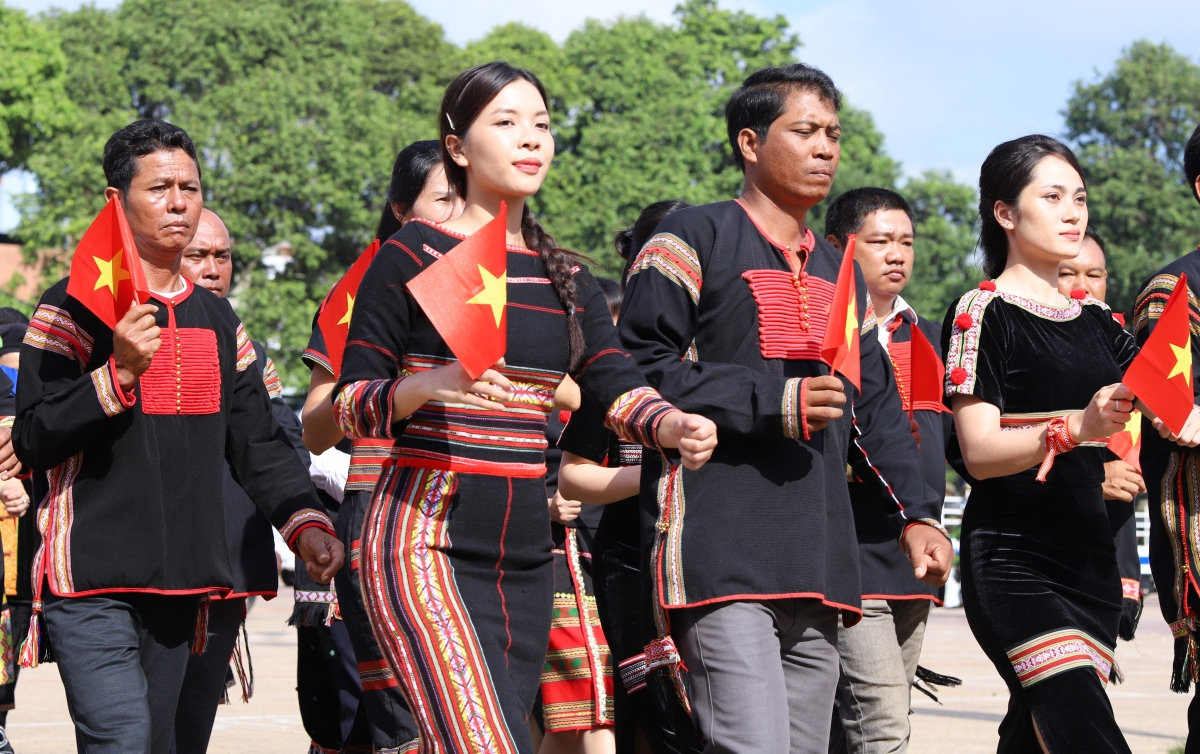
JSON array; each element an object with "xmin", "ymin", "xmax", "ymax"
[
  {"xmin": 360, "ymin": 464, "xmax": 553, "ymax": 754},
  {"xmin": 539, "ymin": 526, "xmax": 614, "ymax": 732}
]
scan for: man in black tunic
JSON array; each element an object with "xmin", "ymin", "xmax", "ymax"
[
  {"xmin": 13, "ymin": 120, "xmax": 343, "ymax": 754},
  {"xmin": 1134, "ymin": 119, "xmax": 1200, "ymax": 753},
  {"xmin": 822, "ymin": 188, "xmax": 945, "ymax": 754},
  {"xmin": 618, "ymin": 65, "xmax": 951, "ymax": 753}
]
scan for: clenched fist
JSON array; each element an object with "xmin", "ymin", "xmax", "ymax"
[
  {"xmin": 803, "ymin": 375, "xmax": 846, "ymax": 435},
  {"xmin": 658, "ymin": 412, "xmax": 718, "ymax": 470},
  {"xmin": 113, "ymin": 302, "xmax": 162, "ymax": 391}
]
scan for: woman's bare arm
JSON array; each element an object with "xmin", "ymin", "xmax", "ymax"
[
  {"xmin": 559, "ymin": 451, "xmax": 641, "ymax": 505},
  {"xmin": 302, "ymin": 368, "xmax": 344, "ymax": 454}
]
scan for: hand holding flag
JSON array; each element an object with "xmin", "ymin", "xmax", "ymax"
[
  {"xmin": 406, "ymin": 205, "xmax": 508, "ymax": 379},
  {"xmin": 821, "ymin": 234, "xmax": 861, "ymax": 392},
  {"xmin": 1122, "ymin": 272, "xmax": 1195, "ymax": 436},
  {"xmin": 66, "ymin": 196, "xmax": 149, "ymax": 329},
  {"xmin": 317, "ymin": 239, "xmax": 381, "ymax": 376}
]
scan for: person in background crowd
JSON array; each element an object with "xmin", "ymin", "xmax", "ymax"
[
  {"xmin": 12, "ymin": 119, "xmax": 342, "ymax": 754},
  {"xmin": 617, "ymin": 64, "xmax": 950, "ymax": 754},
  {"xmin": 1133, "ymin": 119, "xmax": 1200, "ymax": 753},
  {"xmin": 559, "ymin": 200, "xmax": 704, "ymax": 754},
  {"xmin": 822, "ymin": 187, "xmax": 947, "ymax": 754},
  {"xmin": 943, "ymin": 134, "xmax": 1199, "ymax": 753},
  {"xmin": 1057, "ymin": 227, "xmax": 1147, "ymax": 643},
  {"xmin": 334, "ymin": 61, "xmax": 717, "ymax": 753},
  {"xmin": 299, "ymin": 139, "xmax": 461, "ymax": 754},
  {"xmin": 0, "ymin": 332, "xmax": 20, "ymax": 754},
  {"xmin": 171, "ymin": 208, "xmax": 312, "ymax": 753}
]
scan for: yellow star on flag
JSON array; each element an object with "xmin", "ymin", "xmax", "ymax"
[
  {"xmin": 1168, "ymin": 339, "xmax": 1193, "ymax": 387},
  {"xmin": 94, "ymin": 248, "xmax": 131, "ymax": 298},
  {"xmin": 337, "ymin": 293, "xmax": 355, "ymax": 326},
  {"xmin": 844, "ymin": 299, "xmax": 858, "ymax": 351},
  {"xmin": 1125, "ymin": 410, "xmax": 1142, "ymax": 444},
  {"xmin": 466, "ymin": 264, "xmax": 507, "ymax": 328}
]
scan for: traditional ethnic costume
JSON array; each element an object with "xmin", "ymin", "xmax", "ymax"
[
  {"xmin": 0, "ymin": 369, "xmax": 18, "ymax": 754},
  {"xmin": 556, "ymin": 396, "xmax": 704, "ymax": 754},
  {"xmin": 305, "ymin": 303, "xmax": 420, "ymax": 754},
  {"xmin": 1133, "ymin": 251, "xmax": 1200, "ymax": 751},
  {"xmin": 617, "ymin": 201, "xmax": 942, "ymax": 753},
  {"xmin": 335, "ymin": 218, "xmax": 680, "ymax": 754},
  {"xmin": 172, "ymin": 343, "xmax": 303, "ymax": 753},
  {"xmin": 831, "ymin": 298, "xmax": 945, "ymax": 753},
  {"xmin": 536, "ymin": 410, "xmax": 615, "ymax": 735},
  {"xmin": 13, "ymin": 277, "xmax": 335, "ymax": 754},
  {"xmin": 943, "ymin": 283, "xmax": 1135, "ymax": 753}
]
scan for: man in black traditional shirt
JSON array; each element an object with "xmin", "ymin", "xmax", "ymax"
[
  {"xmin": 13, "ymin": 120, "xmax": 343, "ymax": 754},
  {"xmin": 618, "ymin": 65, "xmax": 951, "ymax": 753}
]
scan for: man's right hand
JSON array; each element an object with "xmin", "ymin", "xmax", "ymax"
[
  {"xmin": 804, "ymin": 375, "xmax": 846, "ymax": 434},
  {"xmin": 113, "ymin": 303, "xmax": 161, "ymax": 391},
  {"xmin": 1102, "ymin": 459, "xmax": 1145, "ymax": 503}
]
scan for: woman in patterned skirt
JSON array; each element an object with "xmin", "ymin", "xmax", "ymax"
[
  {"xmin": 333, "ymin": 61, "xmax": 718, "ymax": 754},
  {"xmin": 944, "ymin": 134, "xmax": 1200, "ymax": 752}
]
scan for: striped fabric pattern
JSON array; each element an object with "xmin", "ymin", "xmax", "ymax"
[
  {"xmin": 335, "ymin": 378, "xmax": 400, "ymax": 440},
  {"xmin": 1007, "ymin": 629, "xmax": 1114, "ymax": 688},
  {"xmin": 360, "ymin": 466, "xmax": 520, "ymax": 754},
  {"xmin": 301, "ymin": 347, "xmax": 333, "ymax": 376},
  {"xmin": 91, "ymin": 358, "xmax": 134, "ymax": 417},
  {"xmin": 1133, "ymin": 273, "xmax": 1200, "ymax": 338},
  {"xmin": 626, "ymin": 233, "xmax": 703, "ymax": 304},
  {"xmin": 37, "ymin": 453, "xmax": 83, "ymax": 597},
  {"xmin": 782, "ymin": 377, "xmax": 803, "ymax": 440},
  {"xmin": 347, "ymin": 439, "xmax": 394, "ymax": 492},
  {"xmin": 358, "ymin": 659, "xmax": 400, "ymax": 690},
  {"xmin": 25, "ymin": 304, "xmax": 94, "ymax": 367},
  {"xmin": 604, "ymin": 387, "xmax": 673, "ymax": 451},
  {"xmin": 234, "ymin": 324, "xmax": 256, "ymax": 372},
  {"xmin": 261, "ymin": 356, "xmax": 283, "ymax": 398}
]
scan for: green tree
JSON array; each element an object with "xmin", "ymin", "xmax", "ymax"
[
  {"xmin": 0, "ymin": 2, "xmax": 75, "ymax": 173},
  {"xmin": 1064, "ymin": 40, "xmax": 1200, "ymax": 315},
  {"xmin": 903, "ymin": 169, "xmax": 980, "ymax": 323}
]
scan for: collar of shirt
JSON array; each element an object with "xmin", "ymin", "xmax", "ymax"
[{"xmin": 876, "ymin": 295, "xmax": 915, "ymax": 351}]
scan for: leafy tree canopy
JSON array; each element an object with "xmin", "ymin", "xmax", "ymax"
[{"xmin": 0, "ymin": 2, "xmax": 74, "ymax": 172}]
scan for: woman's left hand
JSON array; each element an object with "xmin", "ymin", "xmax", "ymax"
[{"xmin": 1152, "ymin": 405, "xmax": 1200, "ymax": 447}]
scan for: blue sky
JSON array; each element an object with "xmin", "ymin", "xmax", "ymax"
[{"xmin": 3, "ymin": 0, "xmax": 1199, "ymax": 232}]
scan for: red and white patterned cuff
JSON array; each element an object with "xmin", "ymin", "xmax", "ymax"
[
  {"xmin": 782, "ymin": 377, "xmax": 808, "ymax": 440},
  {"xmin": 1121, "ymin": 578, "xmax": 1141, "ymax": 601},
  {"xmin": 92, "ymin": 356, "xmax": 137, "ymax": 417}
]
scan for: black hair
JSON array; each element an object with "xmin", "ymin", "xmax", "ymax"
[
  {"xmin": 1084, "ymin": 225, "xmax": 1107, "ymax": 259},
  {"xmin": 823, "ymin": 187, "xmax": 914, "ymax": 248},
  {"xmin": 1185, "ymin": 121, "xmax": 1200, "ymax": 205},
  {"xmin": 613, "ymin": 199, "xmax": 693, "ymax": 262},
  {"xmin": 977, "ymin": 135, "xmax": 1086, "ymax": 279},
  {"xmin": 103, "ymin": 120, "xmax": 200, "ymax": 195},
  {"xmin": 596, "ymin": 277, "xmax": 622, "ymax": 320},
  {"xmin": 725, "ymin": 64, "xmax": 842, "ymax": 170},
  {"xmin": 375, "ymin": 140, "xmax": 444, "ymax": 242},
  {"xmin": 0, "ymin": 307, "xmax": 29, "ymax": 326},
  {"xmin": 439, "ymin": 61, "xmax": 588, "ymax": 372}
]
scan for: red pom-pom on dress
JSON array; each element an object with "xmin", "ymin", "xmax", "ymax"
[
  {"xmin": 979, "ymin": 281, "xmax": 996, "ymax": 291},
  {"xmin": 955, "ymin": 313, "xmax": 974, "ymax": 330},
  {"xmin": 950, "ymin": 367, "xmax": 968, "ymax": 386}
]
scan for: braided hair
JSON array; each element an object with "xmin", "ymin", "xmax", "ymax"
[{"xmin": 439, "ymin": 61, "xmax": 586, "ymax": 371}]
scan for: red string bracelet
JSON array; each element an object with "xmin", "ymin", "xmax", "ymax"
[{"xmin": 1036, "ymin": 416, "xmax": 1078, "ymax": 482}]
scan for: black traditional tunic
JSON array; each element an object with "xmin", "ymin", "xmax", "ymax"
[
  {"xmin": 849, "ymin": 309, "xmax": 944, "ymax": 602},
  {"xmin": 14, "ymin": 278, "xmax": 333, "ymax": 610},
  {"xmin": 1133, "ymin": 248, "xmax": 1200, "ymax": 691},
  {"xmin": 335, "ymin": 218, "xmax": 678, "ymax": 754},
  {"xmin": 943, "ymin": 285, "xmax": 1136, "ymax": 753},
  {"xmin": 617, "ymin": 200, "xmax": 941, "ymax": 627}
]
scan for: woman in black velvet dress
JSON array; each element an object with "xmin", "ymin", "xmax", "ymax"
[{"xmin": 943, "ymin": 135, "xmax": 1200, "ymax": 752}]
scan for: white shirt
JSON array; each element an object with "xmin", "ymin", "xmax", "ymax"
[{"xmin": 875, "ymin": 294, "xmax": 914, "ymax": 352}]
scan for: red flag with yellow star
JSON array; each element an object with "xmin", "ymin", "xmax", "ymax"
[
  {"xmin": 821, "ymin": 234, "xmax": 861, "ymax": 392},
  {"xmin": 1123, "ymin": 272, "xmax": 1194, "ymax": 436},
  {"xmin": 406, "ymin": 205, "xmax": 507, "ymax": 379},
  {"xmin": 65, "ymin": 196, "xmax": 148, "ymax": 329},
  {"xmin": 1106, "ymin": 410, "xmax": 1142, "ymax": 473},
  {"xmin": 317, "ymin": 239, "xmax": 381, "ymax": 376}
]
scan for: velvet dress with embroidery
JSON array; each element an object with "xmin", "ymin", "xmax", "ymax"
[
  {"xmin": 334, "ymin": 219, "xmax": 679, "ymax": 754},
  {"xmin": 942, "ymin": 286, "xmax": 1138, "ymax": 753},
  {"xmin": 13, "ymin": 278, "xmax": 334, "ymax": 655}
]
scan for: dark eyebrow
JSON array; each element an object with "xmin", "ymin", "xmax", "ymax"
[{"xmin": 491, "ymin": 107, "xmax": 550, "ymax": 118}]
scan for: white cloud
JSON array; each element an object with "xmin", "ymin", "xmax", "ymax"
[{"xmin": 408, "ymin": 0, "xmax": 680, "ymax": 43}]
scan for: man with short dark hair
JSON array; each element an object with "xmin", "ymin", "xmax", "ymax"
[
  {"xmin": 822, "ymin": 187, "xmax": 945, "ymax": 754},
  {"xmin": 1134, "ymin": 120, "xmax": 1200, "ymax": 753},
  {"xmin": 13, "ymin": 119, "xmax": 343, "ymax": 753},
  {"xmin": 619, "ymin": 65, "xmax": 951, "ymax": 753}
]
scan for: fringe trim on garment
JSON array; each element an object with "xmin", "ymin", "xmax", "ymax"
[
  {"xmin": 191, "ymin": 597, "xmax": 210, "ymax": 655},
  {"xmin": 231, "ymin": 618, "xmax": 255, "ymax": 702},
  {"xmin": 17, "ymin": 600, "xmax": 50, "ymax": 668},
  {"xmin": 1172, "ymin": 634, "xmax": 1198, "ymax": 693},
  {"xmin": 287, "ymin": 590, "xmax": 339, "ymax": 628},
  {"xmin": 646, "ymin": 460, "xmax": 691, "ymax": 716}
]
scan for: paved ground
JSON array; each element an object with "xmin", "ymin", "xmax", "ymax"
[{"xmin": 3, "ymin": 589, "xmax": 1190, "ymax": 752}]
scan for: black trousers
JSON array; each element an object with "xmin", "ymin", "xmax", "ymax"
[
  {"xmin": 43, "ymin": 592, "xmax": 199, "ymax": 754},
  {"xmin": 171, "ymin": 597, "xmax": 245, "ymax": 754}
]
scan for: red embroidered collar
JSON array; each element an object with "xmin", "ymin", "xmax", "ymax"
[
  {"xmin": 147, "ymin": 277, "xmax": 194, "ymax": 306},
  {"xmin": 734, "ymin": 199, "xmax": 815, "ymax": 257}
]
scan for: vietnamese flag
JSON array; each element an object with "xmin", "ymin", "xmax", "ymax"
[
  {"xmin": 1106, "ymin": 410, "xmax": 1142, "ymax": 473},
  {"xmin": 908, "ymin": 324, "xmax": 946, "ymax": 415},
  {"xmin": 821, "ymin": 234, "xmax": 861, "ymax": 392},
  {"xmin": 317, "ymin": 239, "xmax": 381, "ymax": 376},
  {"xmin": 65, "ymin": 196, "xmax": 149, "ymax": 329},
  {"xmin": 406, "ymin": 204, "xmax": 507, "ymax": 379},
  {"xmin": 1123, "ymin": 272, "xmax": 1194, "ymax": 436}
]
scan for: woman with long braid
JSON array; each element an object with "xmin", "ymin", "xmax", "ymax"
[{"xmin": 333, "ymin": 61, "xmax": 718, "ymax": 754}]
